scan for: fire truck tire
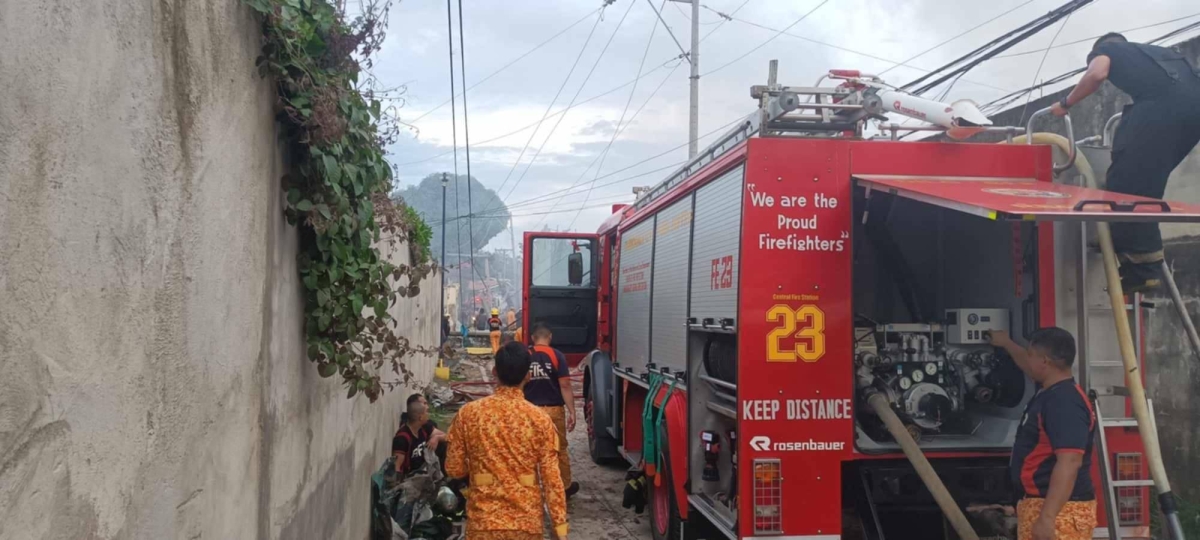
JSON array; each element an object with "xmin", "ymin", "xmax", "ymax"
[
  {"xmin": 583, "ymin": 353, "xmax": 620, "ymax": 464},
  {"xmin": 650, "ymin": 422, "xmax": 682, "ymax": 540},
  {"xmin": 585, "ymin": 389, "xmax": 619, "ymax": 464}
]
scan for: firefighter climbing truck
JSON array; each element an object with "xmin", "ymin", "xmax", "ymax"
[{"xmin": 520, "ymin": 66, "xmax": 1200, "ymax": 540}]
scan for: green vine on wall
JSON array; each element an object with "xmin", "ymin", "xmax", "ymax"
[{"xmin": 245, "ymin": 0, "xmax": 434, "ymax": 401}]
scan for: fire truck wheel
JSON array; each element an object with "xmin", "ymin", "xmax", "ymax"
[
  {"xmin": 650, "ymin": 422, "xmax": 682, "ymax": 540},
  {"xmin": 584, "ymin": 367, "xmax": 619, "ymax": 464}
]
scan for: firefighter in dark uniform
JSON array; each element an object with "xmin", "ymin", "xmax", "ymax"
[{"xmin": 1052, "ymin": 32, "xmax": 1200, "ymax": 293}]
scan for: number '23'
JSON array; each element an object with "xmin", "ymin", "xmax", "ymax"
[{"xmin": 766, "ymin": 304, "xmax": 826, "ymax": 362}]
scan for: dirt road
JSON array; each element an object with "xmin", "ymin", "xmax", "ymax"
[{"xmin": 561, "ymin": 403, "xmax": 650, "ymax": 540}]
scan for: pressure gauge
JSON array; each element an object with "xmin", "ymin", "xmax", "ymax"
[
  {"xmin": 911, "ymin": 369, "xmax": 925, "ymax": 383},
  {"xmin": 925, "ymin": 363, "xmax": 938, "ymax": 376},
  {"xmin": 899, "ymin": 377, "xmax": 913, "ymax": 390}
]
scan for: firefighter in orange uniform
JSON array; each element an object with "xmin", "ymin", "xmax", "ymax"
[
  {"xmin": 445, "ymin": 342, "xmax": 569, "ymax": 540},
  {"xmin": 487, "ymin": 308, "xmax": 503, "ymax": 354}
]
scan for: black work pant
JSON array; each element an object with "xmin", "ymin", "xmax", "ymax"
[{"xmin": 1106, "ymin": 91, "xmax": 1200, "ymax": 259}]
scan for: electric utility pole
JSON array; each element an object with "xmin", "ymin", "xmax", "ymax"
[
  {"xmin": 439, "ymin": 173, "xmax": 449, "ymax": 324},
  {"xmin": 508, "ymin": 216, "xmax": 516, "ymax": 287},
  {"xmin": 669, "ymin": 0, "xmax": 700, "ymax": 159}
]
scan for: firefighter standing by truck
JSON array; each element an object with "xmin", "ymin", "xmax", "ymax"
[
  {"xmin": 523, "ymin": 323, "xmax": 579, "ymax": 498},
  {"xmin": 1052, "ymin": 32, "xmax": 1200, "ymax": 292},
  {"xmin": 989, "ymin": 329, "xmax": 1096, "ymax": 540},
  {"xmin": 445, "ymin": 342, "xmax": 569, "ymax": 540}
]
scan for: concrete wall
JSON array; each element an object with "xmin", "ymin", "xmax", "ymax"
[
  {"xmin": 0, "ymin": 1, "xmax": 438, "ymax": 539},
  {"xmin": 980, "ymin": 36, "xmax": 1200, "ymax": 502}
]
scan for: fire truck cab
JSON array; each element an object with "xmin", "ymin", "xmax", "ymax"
[{"xmin": 521, "ymin": 67, "xmax": 1200, "ymax": 540}]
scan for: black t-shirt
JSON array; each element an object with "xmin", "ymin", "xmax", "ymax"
[
  {"xmin": 523, "ymin": 345, "xmax": 569, "ymax": 407},
  {"xmin": 1088, "ymin": 42, "xmax": 1199, "ymax": 101},
  {"xmin": 1010, "ymin": 378, "xmax": 1096, "ymax": 502},
  {"xmin": 392, "ymin": 420, "xmax": 437, "ymax": 474}
]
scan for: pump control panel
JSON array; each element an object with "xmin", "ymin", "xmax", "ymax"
[{"xmin": 945, "ymin": 308, "xmax": 1009, "ymax": 345}]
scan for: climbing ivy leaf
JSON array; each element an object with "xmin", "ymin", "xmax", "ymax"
[{"xmin": 245, "ymin": 0, "xmax": 434, "ymax": 403}]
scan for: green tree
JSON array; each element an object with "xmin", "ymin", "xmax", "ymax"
[{"xmin": 394, "ymin": 173, "xmax": 511, "ymax": 265}]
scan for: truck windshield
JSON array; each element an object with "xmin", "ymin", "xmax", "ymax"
[{"xmin": 531, "ymin": 238, "xmax": 594, "ymax": 287}]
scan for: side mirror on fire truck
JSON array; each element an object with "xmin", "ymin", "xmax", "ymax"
[{"xmin": 567, "ymin": 252, "xmax": 584, "ymax": 286}]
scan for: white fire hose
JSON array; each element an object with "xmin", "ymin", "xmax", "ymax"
[{"xmin": 865, "ymin": 392, "xmax": 980, "ymax": 540}]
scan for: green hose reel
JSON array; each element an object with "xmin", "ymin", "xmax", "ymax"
[{"xmin": 641, "ymin": 372, "xmax": 677, "ymax": 481}]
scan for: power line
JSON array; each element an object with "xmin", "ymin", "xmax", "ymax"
[
  {"xmin": 498, "ymin": 201, "xmax": 631, "ymax": 220},
  {"xmin": 479, "ymin": 114, "xmax": 751, "ymax": 217},
  {"xmin": 566, "ymin": 1, "xmax": 667, "ymax": 230},
  {"xmin": 438, "ymin": 162, "xmax": 676, "ymax": 226},
  {"xmin": 699, "ymin": 0, "xmax": 752, "ymax": 41},
  {"xmin": 1017, "ymin": 12, "xmax": 1073, "ymax": 123},
  {"xmin": 992, "ymin": 12, "xmax": 1200, "ymax": 59},
  {"xmin": 878, "ymin": 0, "xmax": 1037, "ymax": 78},
  {"xmin": 983, "ymin": 67, "xmax": 1083, "ymax": 112},
  {"xmin": 429, "ymin": 193, "xmax": 638, "ymax": 228},
  {"xmin": 645, "ymin": 0, "xmax": 690, "ymax": 59},
  {"xmin": 561, "ymin": 65, "xmax": 678, "ymax": 228},
  {"xmin": 902, "ymin": 0, "xmax": 1094, "ymax": 96},
  {"xmin": 457, "ymin": 0, "xmax": 488, "ymax": 305},
  {"xmin": 395, "ymin": 56, "xmax": 683, "ymax": 167},
  {"xmin": 982, "ymin": 18, "xmax": 1200, "ymax": 112},
  {"xmin": 398, "ymin": 1, "xmax": 747, "ymax": 170},
  {"xmin": 716, "ymin": 12, "xmax": 1013, "ymax": 94},
  {"xmin": 524, "ymin": 4, "xmax": 754, "ymax": 231},
  {"xmin": 492, "ymin": 0, "xmax": 639, "ymax": 209},
  {"xmin": 701, "ymin": 0, "xmax": 831, "ymax": 77},
  {"xmin": 443, "ymin": 0, "xmax": 461, "ymax": 220},
  {"xmin": 510, "ymin": 202, "xmax": 625, "ymax": 217},
  {"xmin": 444, "ymin": 0, "xmax": 467, "ymax": 315},
  {"xmin": 1152, "ymin": 18, "xmax": 1200, "ymax": 43},
  {"xmin": 484, "ymin": 11, "xmax": 606, "ymax": 213},
  {"xmin": 454, "ymin": 171, "xmax": 464, "ymax": 316},
  {"xmin": 496, "ymin": 192, "xmax": 636, "ymax": 215},
  {"xmin": 670, "ymin": 0, "xmax": 721, "ymax": 25},
  {"xmin": 405, "ymin": 7, "xmax": 603, "ymax": 126}
]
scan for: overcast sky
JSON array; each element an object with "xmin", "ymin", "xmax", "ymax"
[{"xmin": 372, "ymin": 0, "xmax": 1198, "ymax": 252}]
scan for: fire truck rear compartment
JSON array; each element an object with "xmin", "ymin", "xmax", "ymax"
[
  {"xmin": 688, "ymin": 330, "xmax": 739, "ymax": 528},
  {"xmin": 851, "ymin": 188, "xmax": 1035, "ymax": 452},
  {"xmin": 842, "ymin": 457, "xmax": 1014, "ymax": 540}
]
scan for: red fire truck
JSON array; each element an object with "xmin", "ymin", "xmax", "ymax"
[{"xmin": 521, "ymin": 67, "xmax": 1200, "ymax": 540}]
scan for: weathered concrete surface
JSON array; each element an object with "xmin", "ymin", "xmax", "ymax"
[
  {"xmin": 981, "ymin": 35, "xmax": 1200, "ymax": 501},
  {"xmin": 0, "ymin": 1, "xmax": 438, "ymax": 539}
]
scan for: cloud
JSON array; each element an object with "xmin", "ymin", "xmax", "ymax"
[{"xmin": 577, "ymin": 118, "xmax": 619, "ymax": 137}]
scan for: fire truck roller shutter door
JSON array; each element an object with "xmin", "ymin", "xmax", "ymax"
[
  {"xmin": 617, "ymin": 218, "xmax": 655, "ymax": 368},
  {"xmin": 690, "ymin": 165, "xmax": 745, "ymax": 327},
  {"xmin": 651, "ymin": 196, "xmax": 694, "ymax": 373}
]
